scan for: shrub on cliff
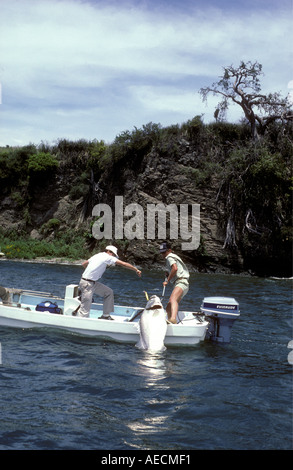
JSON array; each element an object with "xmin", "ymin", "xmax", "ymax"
[
  {"xmin": 28, "ymin": 152, "xmax": 59, "ymax": 174},
  {"xmin": 0, "ymin": 144, "xmax": 37, "ymax": 187}
]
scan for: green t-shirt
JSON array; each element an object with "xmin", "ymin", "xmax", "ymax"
[{"xmin": 165, "ymin": 253, "xmax": 190, "ymax": 284}]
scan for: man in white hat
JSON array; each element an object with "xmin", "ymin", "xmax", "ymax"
[{"xmin": 78, "ymin": 245, "xmax": 141, "ymax": 319}]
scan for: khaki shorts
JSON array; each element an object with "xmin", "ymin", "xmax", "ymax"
[{"xmin": 174, "ymin": 279, "xmax": 189, "ymax": 299}]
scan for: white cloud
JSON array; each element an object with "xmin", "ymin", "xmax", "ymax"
[{"xmin": 0, "ymin": 0, "xmax": 292, "ymax": 146}]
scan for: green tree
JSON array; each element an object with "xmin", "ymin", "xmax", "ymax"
[{"xmin": 200, "ymin": 61, "xmax": 293, "ymax": 140}]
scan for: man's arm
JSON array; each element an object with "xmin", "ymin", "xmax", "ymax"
[
  {"xmin": 116, "ymin": 259, "xmax": 141, "ymax": 277},
  {"xmin": 163, "ymin": 263, "xmax": 177, "ymax": 286}
]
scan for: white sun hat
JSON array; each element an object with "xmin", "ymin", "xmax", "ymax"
[{"xmin": 105, "ymin": 245, "xmax": 119, "ymax": 258}]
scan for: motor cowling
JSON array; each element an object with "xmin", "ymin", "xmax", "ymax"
[{"xmin": 201, "ymin": 296, "xmax": 240, "ymax": 343}]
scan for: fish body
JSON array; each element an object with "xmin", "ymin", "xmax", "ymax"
[{"xmin": 136, "ymin": 295, "xmax": 167, "ymax": 352}]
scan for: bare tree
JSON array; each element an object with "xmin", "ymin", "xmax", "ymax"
[{"xmin": 200, "ymin": 61, "xmax": 293, "ymax": 140}]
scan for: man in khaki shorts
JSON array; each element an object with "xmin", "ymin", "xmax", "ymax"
[{"xmin": 160, "ymin": 242, "xmax": 190, "ymax": 324}]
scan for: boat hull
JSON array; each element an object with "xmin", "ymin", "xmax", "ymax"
[{"xmin": 0, "ymin": 297, "xmax": 208, "ymax": 346}]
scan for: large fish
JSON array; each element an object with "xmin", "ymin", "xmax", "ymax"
[{"xmin": 136, "ymin": 295, "xmax": 167, "ymax": 352}]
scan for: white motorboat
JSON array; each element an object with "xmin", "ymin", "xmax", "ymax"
[{"xmin": 0, "ymin": 284, "xmax": 240, "ymax": 346}]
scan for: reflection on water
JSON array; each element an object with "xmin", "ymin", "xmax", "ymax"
[
  {"xmin": 127, "ymin": 414, "xmax": 169, "ymax": 435},
  {"xmin": 128, "ymin": 351, "xmax": 170, "ymax": 435},
  {"xmin": 136, "ymin": 351, "xmax": 168, "ymax": 386}
]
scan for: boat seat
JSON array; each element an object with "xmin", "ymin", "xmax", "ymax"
[
  {"xmin": 0, "ymin": 287, "xmax": 22, "ymax": 306},
  {"xmin": 7, "ymin": 288, "xmax": 23, "ymax": 295},
  {"xmin": 7, "ymin": 289, "xmax": 23, "ymax": 305}
]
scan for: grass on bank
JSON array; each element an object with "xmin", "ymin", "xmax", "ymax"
[{"xmin": 0, "ymin": 234, "xmax": 92, "ymax": 261}]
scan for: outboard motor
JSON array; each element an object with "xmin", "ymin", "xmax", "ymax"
[{"xmin": 201, "ymin": 296, "xmax": 240, "ymax": 343}]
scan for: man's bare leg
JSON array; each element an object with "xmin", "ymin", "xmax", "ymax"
[{"xmin": 166, "ymin": 286, "xmax": 183, "ymax": 324}]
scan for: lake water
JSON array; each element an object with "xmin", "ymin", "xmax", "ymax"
[{"xmin": 0, "ymin": 259, "xmax": 292, "ymax": 454}]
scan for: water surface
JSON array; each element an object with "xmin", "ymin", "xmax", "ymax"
[{"xmin": 0, "ymin": 260, "xmax": 292, "ymax": 450}]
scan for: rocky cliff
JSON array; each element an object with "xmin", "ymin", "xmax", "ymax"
[{"xmin": 0, "ymin": 119, "xmax": 292, "ymax": 276}]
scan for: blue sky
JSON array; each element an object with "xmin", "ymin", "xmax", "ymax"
[{"xmin": 0, "ymin": 0, "xmax": 292, "ymax": 146}]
